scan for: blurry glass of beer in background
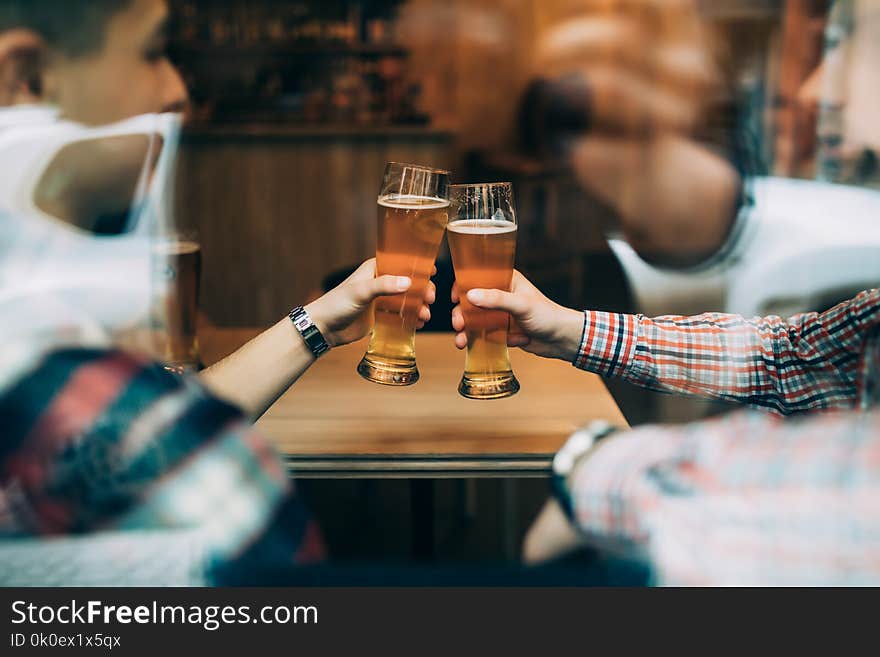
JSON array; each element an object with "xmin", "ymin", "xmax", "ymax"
[
  {"xmin": 448, "ymin": 182, "xmax": 519, "ymax": 399},
  {"xmin": 358, "ymin": 162, "xmax": 450, "ymax": 385},
  {"xmin": 152, "ymin": 229, "xmax": 202, "ymax": 374}
]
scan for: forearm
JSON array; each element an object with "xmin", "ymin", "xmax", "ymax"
[
  {"xmin": 197, "ymin": 258, "xmax": 416, "ymax": 418},
  {"xmin": 573, "ymin": 135, "xmax": 742, "ymax": 266},
  {"xmin": 573, "ymin": 297, "xmax": 875, "ymax": 414},
  {"xmin": 199, "ymin": 317, "xmax": 315, "ymax": 419}
]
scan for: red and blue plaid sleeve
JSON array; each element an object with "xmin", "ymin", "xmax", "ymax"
[
  {"xmin": 569, "ymin": 408, "xmax": 880, "ymax": 585},
  {"xmin": 574, "ymin": 289, "xmax": 880, "ymax": 415},
  {"xmin": 0, "ymin": 347, "xmax": 324, "ymax": 577}
]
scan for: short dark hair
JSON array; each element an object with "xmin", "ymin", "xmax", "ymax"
[{"xmin": 0, "ymin": 1, "xmax": 134, "ymax": 57}]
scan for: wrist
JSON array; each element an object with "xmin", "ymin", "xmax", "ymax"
[
  {"xmin": 302, "ymin": 301, "xmax": 333, "ymax": 347},
  {"xmin": 291, "ymin": 304, "xmax": 332, "ymax": 357},
  {"xmin": 552, "ymin": 421, "xmax": 619, "ymax": 523},
  {"xmin": 552, "ymin": 307, "xmax": 586, "ymax": 362}
]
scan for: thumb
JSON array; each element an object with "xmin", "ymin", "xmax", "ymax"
[
  {"xmin": 354, "ymin": 275, "xmax": 411, "ymax": 305},
  {"xmin": 466, "ymin": 288, "xmax": 529, "ymax": 317}
]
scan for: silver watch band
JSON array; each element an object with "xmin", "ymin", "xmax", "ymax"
[
  {"xmin": 288, "ymin": 306, "xmax": 330, "ymax": 358},
  {"xmin": 551, "ymin": 421, "xmax": 619, "ymax": 522}
]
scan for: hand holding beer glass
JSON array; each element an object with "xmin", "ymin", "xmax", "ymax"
[
  {"xmin": 358, "ymin": 162, "xmax": 450, "ymax": 385},
  {"xmin": 448, "ymin": 183, "xmax": 520, "ymax": 399}
]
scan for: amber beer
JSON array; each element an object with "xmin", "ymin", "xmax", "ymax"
[
  {"xmin": 449, "ymin": 220, "xmax": 519, "ymax": 397},
  {"xmin": 448, "ymin": 182, "xmax": 520, "ymax": 399},
  {"xmin": 358, "ymin": 163, "xmax": 450, "ymax": 385},
  {"xmin": 153, "ymin": 238, "xmax": 202, "ymax": 373}
]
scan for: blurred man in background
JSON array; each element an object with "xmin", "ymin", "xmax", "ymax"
[
  {"xmin": 444, "ymin": 0, "xmax": 880, "ymax": 584},
  {"xmin": 798, "ymin": 0, "xmax": 880, "ymax": 186},
  {"xmin": 0, "ymin": 27, "xmax": 56, "ymax": 130},
  {"xmin": 0, "ymin": 28, "xmax": 40, "ymax": 105},
  {"xmin": 0, "ymin": 0, "xmax": 436, "ymax": 584},
  {"xmin": 401, "ymin": 0, "xmax": 747, "ymax": 267}
]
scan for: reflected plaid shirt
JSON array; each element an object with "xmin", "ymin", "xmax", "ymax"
[
  {"xmin": 571, "ymin": 289, "xmax": 880, "ymax": 585},
  {"xmin": 0, "ymin": 348, "xmax": 324, "ymax": 583}
]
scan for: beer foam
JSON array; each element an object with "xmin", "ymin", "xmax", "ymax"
[
  {"xmin": 379, "ymin": 194, "xmax": 450, "ymax": 210},
  {"xmin": 447, "ymin": 220, "xmax": 517, "ymax": 234}
]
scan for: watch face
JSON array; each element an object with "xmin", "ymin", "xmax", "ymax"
[
  {"xmin": 552, "ymin": 449, "xmax": 574, "ymax": 476},
  {"xmin": 290, "ymin": 307, "xmax": 329, "ymax": 357},
  {"xmin": 554, "ymin": 432, "xmax": 595, "ymax": 476}
]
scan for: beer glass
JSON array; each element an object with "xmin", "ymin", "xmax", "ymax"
[
  {"xmin": 152, "ymin": 229, "xmax": 202, "ymax": 374},
  {"xmin": 448, "ymin": 183, "xmax": 520, "ymax": 399},
  {"xmin": 358, "ymin": 162, "xmax": 450, "ymax": 385}
]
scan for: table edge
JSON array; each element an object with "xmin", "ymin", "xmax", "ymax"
[{"xmin": 285, "ymin": 453, "xmax": 554, "ymax": 479}]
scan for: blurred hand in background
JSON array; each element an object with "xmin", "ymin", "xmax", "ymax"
[
  {"xmin": 529, "ymin": 0, "xmax": 743, "ymax": 265},
  {"xmin": 401, "ymin": 0, "xmax": 745, "ymax": 267}
]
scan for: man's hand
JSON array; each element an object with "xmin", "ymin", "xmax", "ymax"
[
  {"xmin": 451, "ymin": 270, "xmax": 584, "ymax": 362},
  {"xmin": 522, "ymin": 499, "xmax": 586, "ymax": 565},
  {"xmin": 533, "ymin": 0, "xmax": 717, "ymax": 136},
  {"xmin": 531, "ymin": 2, "xmax": 740, "ymax": 265},
  {"xmin": 306, "ymin": 258, "xmax": 435, "ymax": 349}
]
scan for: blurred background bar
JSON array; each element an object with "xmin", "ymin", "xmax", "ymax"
[
  {"xmin": 169, "ymin": 0, "xmax": 427, "ymax": 127},
  {"xmin": 168, "ymin": 0, "xmax": 454, "ymax": 326},
  {"xmin": 168, "ymin": 0, "xmax": 791, "ymax": 328}
]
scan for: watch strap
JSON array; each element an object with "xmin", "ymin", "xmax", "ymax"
[
  {"xmin": 289, "ymin": 306, "xmax": 330, "ymax": 359},
  {"xmin": 552, "ymin": 469, "xmax": 577, "ymax": 523},
  {"xmin": 552, "ymin": 421, "xmax": 619, "ymax": 522}
]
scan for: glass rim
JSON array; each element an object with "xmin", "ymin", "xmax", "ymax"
[
  {"xmin": 385, "ymin": 161, "xmax": 451, "ymax": 175},
  {"xmin": 447, "ymin": 220, "xmax": 517, "ymax": 230},
  {"xmin": 448, "ymin": 180, "xmax": 517, "ymax": 224},
  {"xmin": 448, "ymin": 181, "xmax": 513, "ymax": 190}
]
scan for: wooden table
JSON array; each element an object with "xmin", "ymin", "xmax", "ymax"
[{"xmin": 201, "ymin": 329, "xmax": 627, "ymax": 479}]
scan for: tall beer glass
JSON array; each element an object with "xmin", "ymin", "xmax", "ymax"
[
  {"xmin": 448, "ymin": 183, "xmax": 520, "ymax": 399},
  {"xmin": 358, "ymin": 162, "xmax": 450, "ymax": 385},
  {"xmin": 152, "ymin": 229, "xmax": 202, "ymax": 374}
]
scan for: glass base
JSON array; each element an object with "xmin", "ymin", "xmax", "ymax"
[
  {"xmin": 357, "ymin": 355, "xmax": 420, "ymax": 386},
  {"xmin": 458, "ymin": 372, "xmax": 520, "ymax": 400},
  {"xmin": 163, "ymin": 361, "xmax": 200, "ymax": 376}
]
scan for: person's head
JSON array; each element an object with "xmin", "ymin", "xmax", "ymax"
[
  {"xmin": 0, "ymin": 29, "xmax": 42, "ymax": 106},
  {"xmin": 0, "ymin": 0, "xmax": 187, "ymax": 125},
  {"xmin": 797, "ymin": 0, "xmax": 880, "ymax": 182}
]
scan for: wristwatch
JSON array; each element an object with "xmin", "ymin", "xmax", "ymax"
[
  {"xmin": 551, "ymin": 420, "xmax": 619, "ymax": 522},
  {"xmin": 289, "ymin": 306, "xmax": 330, "ymax": 359}
]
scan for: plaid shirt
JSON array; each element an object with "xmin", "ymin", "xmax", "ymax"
[
  {"xmin": 571, "ymin": 289, "xmax": 880, "ymax": 585},
  {"xmin": 0, "ymin": 347, "xmax": 324, "ymax": 584}
]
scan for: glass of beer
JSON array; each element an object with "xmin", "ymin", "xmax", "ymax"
[
  {"xmin": 448, "ymin": 182, "xmax": 520, "ymax": 399},
  {"xmin": 152, "ymin": 229, "xmax": 202, "ymax": 374},
  {"xmin": 358, "ymin": 162, "xmax": 450, "ymax": 385}
]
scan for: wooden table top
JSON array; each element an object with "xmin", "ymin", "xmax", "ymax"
[{"xmin": 201, "ymin": 329, "xmax": 627, "ymax": 478}]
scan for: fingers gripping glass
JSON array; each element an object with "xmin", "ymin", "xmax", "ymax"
[
  {"xmin": 357, "ymin": 162, "xmax": 450, "ymax": 386},
  {"xmin": 448, "ymin": 182, "xmax": 520, "ymax": 400}
]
